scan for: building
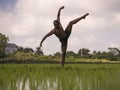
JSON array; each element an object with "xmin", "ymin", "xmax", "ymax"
[{"xmin": 5, "ymin": 43, "xmax": 18, "ymax": 54}]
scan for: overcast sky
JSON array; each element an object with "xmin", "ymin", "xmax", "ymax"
[{"xmin": 0, "ymin": 0, "xmax": 120, "ymax": 55}]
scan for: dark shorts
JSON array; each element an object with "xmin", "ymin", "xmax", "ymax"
[
  {"xmin": 60, "ymin": 22, "xmax": 73, "ymax": 46},
  {"xmin": 59, "ymin": 36, "xmax": 68, "ymax": 46}
]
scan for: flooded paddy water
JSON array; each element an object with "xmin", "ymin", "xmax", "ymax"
[{"xmin": 0, "ymin": 64, "xmax": 120, "ymax": 90}]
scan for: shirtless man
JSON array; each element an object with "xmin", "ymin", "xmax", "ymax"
[{"xmin": 39, "ymin": 6, "xmax": 89, "ymax": 67}]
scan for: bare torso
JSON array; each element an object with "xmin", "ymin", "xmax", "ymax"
[{"xmin": 54, "ymin": 29, "xmax": 66, "ymax": 38}]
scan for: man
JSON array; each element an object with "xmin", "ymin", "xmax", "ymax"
[{"xmin": 39, "ymin": 6, "xmax": 89, "ymax": 67}]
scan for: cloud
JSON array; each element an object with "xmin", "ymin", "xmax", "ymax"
[{"xmin": 0, "ymin": 0, "xmax": 120, "ymax": 55}]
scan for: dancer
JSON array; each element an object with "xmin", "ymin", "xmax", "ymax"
[{"xmin": 39, "ymin": 6, "xmax": 89, "ymax": 67}]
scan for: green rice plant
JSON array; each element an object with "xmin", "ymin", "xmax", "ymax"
[{"xmin": 0, "ymin": 64, "xmax": 120, "ymax": 90}]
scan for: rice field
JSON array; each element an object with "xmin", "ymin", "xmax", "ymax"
[{"xmin": 0, "ymin": 64, "xmax": 120, "ymax": 90}]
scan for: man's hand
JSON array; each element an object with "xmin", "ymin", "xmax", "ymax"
[
  {"xmin": 40, "ymin": 43, "xmax": 42, "ymax": 49},
  {"xmin": 82, "ymin": 13, "xmax": 89, "ymax": 19},
  {"xmin": 37, "ymin": 44, "xmax": 42, "ymax": 50},
  {"xmin": 37, "ymin": 47, "xmax": 40, "ymax": 50},
  {"xmin": 60, "ymin": 6, "xmax": 65, "ymax": 10}
]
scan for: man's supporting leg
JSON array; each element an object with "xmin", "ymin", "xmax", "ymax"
[{"xmin": 61, "ymin": 44, "xmax": 67, "ymax": 67}]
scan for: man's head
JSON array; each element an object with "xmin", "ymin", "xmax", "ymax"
[{"xmin": 53, "ymin": 20, "xmax": 59, "ymax": 28}]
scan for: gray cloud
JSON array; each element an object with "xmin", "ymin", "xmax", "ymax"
[{"xmin": 0, "ymin": 0, "xmax": 120, "ymax": 55}]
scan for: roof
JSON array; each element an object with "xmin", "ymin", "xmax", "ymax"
[{"xmin": 6, "ymin": 43, "xmax": 17, "ymax": 48}]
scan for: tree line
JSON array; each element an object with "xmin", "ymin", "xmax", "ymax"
[
  {"xmin": 0, "ymin": 33, "xmax": 120, "ymax": 61},
  {"xmin": 68, "ymin": 47, "xmax": 120, "ymax": 61}
]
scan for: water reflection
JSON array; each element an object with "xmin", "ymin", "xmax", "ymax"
[{"xmin": 0, "ymin": 65, "xmax": 120, "ymax": 90}]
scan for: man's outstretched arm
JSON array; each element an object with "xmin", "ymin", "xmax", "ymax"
[
  {"xmin": 57, "ymin": 6, "xmax": 64, "ymax": 22},
  {"xmin": 39, "ymin": 30, "xmax": 55, "ymax": 48}
]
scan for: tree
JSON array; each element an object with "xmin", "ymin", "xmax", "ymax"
[
  {"xmin": 24, "ymin": 47, "xmax": 34, "ymax": 53},
  {"xmin": 107, "ymin": 47, "xmax": 120, "ymax": 60},
  {"xmin": 54, "ymin": 52, "xmax": 60, "ymax": 57},
  {"xmin": 17, "ymin": 46, "xmax": 34, "ymax": 53},
  {"xmin": 17, "ymin": 46, "xmax": 24, "ymax": 52},
  {"xmin": 0, "ymin": 33, "xmax": 9, "ymax": 58},
  {"xmin": 35, "ymin": 47, "xmax": 44, "ymax": 55},
  {"xmin": 78, "ymin": 48, "xmax": 91, "ymax": 58},
  {"xmin": 108, "ymin": 47, "xmax": 120, "ymax": 56},
  {"xmin": 66, "ymin": 51, "xmax": 77, "ymax": 57}
]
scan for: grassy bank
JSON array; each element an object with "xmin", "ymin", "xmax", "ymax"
[
  {"xmin": 0, "ymin": 52, "xmax": 120, "ymax": 64},
  {"xmin": 0, "ymin": 58, "xmax": 120, "ymax": 64}
]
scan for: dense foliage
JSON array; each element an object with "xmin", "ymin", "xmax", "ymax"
[
  {"xmin": 0, "ymin": 33, "xmax": 9, "ymax": 58},
  {"xmin": 1, "ymin": 47, "xmax": 120, "ymax": 62},
  {"xmin": 0, "ymin": 33, "xmax": 120, "ymax": 62}
]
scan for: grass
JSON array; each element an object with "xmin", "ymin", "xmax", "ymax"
[
  {"xmin": 0, "ymin": 64, "xmax": 120, "ymax": 90},
  {"xmin": 1, "ymin": 52, "xmax": 120, "ymax": 64}
]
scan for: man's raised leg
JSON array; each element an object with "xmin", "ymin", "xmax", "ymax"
[
  {"xmin": 65, "ymin": 13, "xmax": 89, "ymax": 37},
  {"xmin": 70, "ymin": 13, "xmax": 89, "ymax": 24}
]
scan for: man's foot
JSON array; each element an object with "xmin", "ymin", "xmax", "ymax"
[
  {"xmin": 62, "ymin": 63, "xmax": 64, "ymax": 67},
  {"xmin": 61, "ymin": 62, "xmax": 64, "ymax": 67},
  {"xmin": 82, "ymin": 13, "xmax": 89, "ymax": 19}
]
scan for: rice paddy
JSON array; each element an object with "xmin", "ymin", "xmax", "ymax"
[{"xmin": 0, "ymin": 64, "xmax": 120, "ymax": 90}]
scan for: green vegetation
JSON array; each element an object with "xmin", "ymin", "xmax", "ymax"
[
  {"xmin": 1, "ymin": 52, "xmax": 55, "ymax": 62},
  {"xmin": 1, "ymin": 51, "xmax": 120, "ymax": 64},
  {"xmin": 1, "ymin": 33, "xmax": 120, "ymax": 63},
  {"xmin": 0, "ymin": 33, "xmax": 9, "ymax": 58},
  {"xmin": 0, "ymin": 64, "xmax": 120, "ymax": 90}
]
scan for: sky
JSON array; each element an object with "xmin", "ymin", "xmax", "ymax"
[{"xmin": 0, "ymin": 0, "xmax": 120, "ymax": 55}]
